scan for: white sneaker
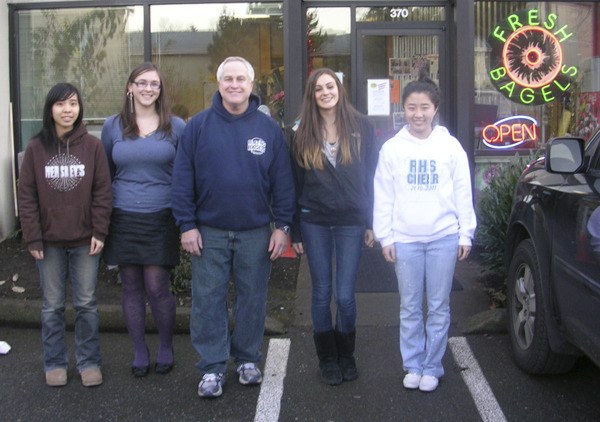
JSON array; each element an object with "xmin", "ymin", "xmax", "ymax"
[
  {"xmin": 236, "ymin": 362, "xmax": 263, "ymax": 385},
  {"xmin": 403, "ymin": 372, "xmax": 422, "ymax": 389},
  {"xmin": 197, "ymin": 373, "xmax": 225, "ymax": 398},
  {"xmin": 419, "ymin": 375, "xmax": 439, "ymax": 392}
]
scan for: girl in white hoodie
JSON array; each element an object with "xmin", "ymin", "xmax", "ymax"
[{"xmin": 373, "ymin": 75, "xmax": 476, "ymax": 392}]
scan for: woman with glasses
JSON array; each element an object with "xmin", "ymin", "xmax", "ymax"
[
  {"xmin": 18, "ymin": 82, "xmax": 112, "ymax": 387},
  {"xmin": 101, "ymin": 62, "xmax": 185, "ymax": 377}
]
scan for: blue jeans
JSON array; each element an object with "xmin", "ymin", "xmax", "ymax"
[
  {"xmin": 393, "ymin": 234, "xmax": 458, "ymax": 378},
  {"xmin": 37, "ymin": 245, "xmax": 101, "ymax": 372},
  {"xmin": 190, "ymin": 225, "xmax": 271, "ymax": 374},
  {"xmin": 301, "ymin": 221, "xmax": 364, "ymax": 333}
]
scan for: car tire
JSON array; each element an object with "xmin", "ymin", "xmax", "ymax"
[{"xmin": 507, "ymin": 239, "xmax": 577, "ymax": 374}]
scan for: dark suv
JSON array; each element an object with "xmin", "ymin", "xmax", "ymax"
[{"xmin": 505, "ymin": 129, "xmax": 600, "ymax": 374}]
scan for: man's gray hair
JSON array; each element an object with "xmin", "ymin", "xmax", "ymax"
[{"xmin": 216, "ymin": 56, "xmax": 255, "ymax": 81}]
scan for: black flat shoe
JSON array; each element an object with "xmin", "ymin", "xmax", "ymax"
[
  {"xmin": 154, "ymin": 362, "xmax": 173, "ymax": 374},
  {"xmin": 131, "ymin": 365, "xmax": 150, "ymax": 377}
]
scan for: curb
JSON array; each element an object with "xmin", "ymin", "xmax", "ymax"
[
  {"xmin": 458, "ymin": 308, "xmax": 508, "ymax": 334},
  {"xmin": 0, "ymin": 298, "xmax": 287, "ymax": 336}
]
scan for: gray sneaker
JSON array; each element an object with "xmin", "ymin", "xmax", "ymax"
[
  {"xmin": 236, "ymin": 363, "xmax": 263, "ymax": 385},
  {"xmin": 197, "ymin": 373, "xmax": 225, "ymax": 398}
]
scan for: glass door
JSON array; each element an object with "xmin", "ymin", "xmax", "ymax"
[{"xmin": 356, "ymin": 29, "xmax": 447, "ymax": 146}]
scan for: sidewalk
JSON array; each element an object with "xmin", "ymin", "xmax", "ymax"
[
  {"xmin": 293, "ymin": 247, "xmax": 505, "ymax": 334},
  {"xmin": 0, "ymin": 247, "xmax": 504, "ymax": 335}
]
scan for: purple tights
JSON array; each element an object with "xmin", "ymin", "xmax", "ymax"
[{"xmin": 120, "ymin": 265, "xmax": 176, "ymax": 367}]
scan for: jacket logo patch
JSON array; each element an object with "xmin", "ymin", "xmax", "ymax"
[
  {"xmin": 247, "ymin": 137, "xmax": 266, "ymax": 155},
  {"xmin": 45, "ymin": 153, "xmax": 84, "ymax": 192}
]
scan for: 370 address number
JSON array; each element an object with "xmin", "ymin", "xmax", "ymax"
[{"xmin": 390, "ymin": 8, "xmax": 410, "ymax": 19}]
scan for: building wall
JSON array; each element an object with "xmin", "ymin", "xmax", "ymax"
[{"xmin": 0, "ymin": 0, "xmax": 16, "ymax": 241}]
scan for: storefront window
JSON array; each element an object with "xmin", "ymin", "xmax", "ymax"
[
  {"xmin": 474, "ymin": 2, "xmax": 600, "ymax": 152},
  {"xmin": 150, "ymin": 3, "xmax": 283, "ymax": 124},
  {"xmin": 17, "ymin": 6, "xmax": 141, "ymax": 147},
  {"xmin": 306, "ymin": 7, "xmax": 351, "ymax": 98},
  {"xmin": 15, "ymin": 3, "xmax": 285, "ymax": 146}
]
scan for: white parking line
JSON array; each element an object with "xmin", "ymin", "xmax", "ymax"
[
  {"xmin": 448, "ymin": 336, "xmax": 507, "ymax": 422},
  {"xmin": 254, "ymin": 338, "xmax": 291, "ymax": 422}
]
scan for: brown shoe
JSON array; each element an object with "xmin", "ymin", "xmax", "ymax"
[
  {"xmin": 81, "ymin": 367, "xmax": 103, "ymax": 387},
  {"xmin": 45, "ymin": 368, "xmax": 67, "ymax": 387}
]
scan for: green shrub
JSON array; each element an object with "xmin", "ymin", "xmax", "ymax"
[
  {"xmin": 475, "ymin": 152, "xmax": 540, "ymax": 279},
  {"xmin": 170, "ymin": 247, "xmax": 192, "ymax": 295}
]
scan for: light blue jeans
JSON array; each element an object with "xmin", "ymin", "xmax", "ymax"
[
  {"xmin": 190, "ymin": 225, "xmax": 272, "ymax": 374},
  {"xmin": 37, "ymin": 244, "xmax": 101, "ymax": 373},
  {"xmin": 393, "ymin": 234, "xmax": 458, "ymax": 378},
  {"xmin": 300, "ymin": 221, "xmax": 364, "ymax": 333}
]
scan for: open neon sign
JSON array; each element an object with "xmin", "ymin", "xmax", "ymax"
[
  {"xmin": 482, "ymin": 115, "xmax": 539, "ymax": 149},
  {"xmin": 487, "ymin": 9, "xmax": 578, "ymax": 106}
]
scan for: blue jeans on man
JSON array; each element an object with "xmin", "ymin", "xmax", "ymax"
[
  {"xmin": 393, "ymin": 234, "xmax": 459, "ymax": 378},
  {"xmin": 37, "ymin": 245, "xmax": 102, "ymax": 372},
  {"xmin": 190, "ymin": 225, "xmax": 272, "ymax": 375}
]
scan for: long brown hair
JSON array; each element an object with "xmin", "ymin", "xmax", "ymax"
[
  {"xmin": 293, "ymin": 68, "xmax": 361, "ymax": 170},
  {"xmin": 119, "ymin": 62, "xmax": 173, "ymax": 139}
]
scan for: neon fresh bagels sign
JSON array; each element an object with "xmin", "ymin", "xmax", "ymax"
[{"xmin": 487, "ymin": 9, "xmax": 578, "ymax": 106}]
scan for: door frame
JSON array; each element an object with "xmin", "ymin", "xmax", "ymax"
[{"xmin": 354, "ymin": 25, "xmax": 449, "ymax": 134}]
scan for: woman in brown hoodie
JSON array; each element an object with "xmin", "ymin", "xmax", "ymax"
[{"xmin": 18, "ymin": 83, "xmax": 112, "ymax": 388}]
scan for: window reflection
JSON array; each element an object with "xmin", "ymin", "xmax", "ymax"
[
  {"xmin": 150, "ymin": 3, "xmax": 284, "ymax": 124},
  {"xmin": 474, "ymin": 2, "xmax": 599, "ymax": 151},
  {"xmin": 306, "ymin": 8, "xmax": 351, "ymax": 98},
  {"xmin": 17, "ymin": 6, "xmax": 140, "ymax": 147},
  {"xmin": 356, "ymin": 7, "xmax": 445, "ymax": 22}
]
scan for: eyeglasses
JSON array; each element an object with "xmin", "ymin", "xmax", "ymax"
[{"xmin": 132, "ymin": 80, "xmax": 161, "ymax": 90}]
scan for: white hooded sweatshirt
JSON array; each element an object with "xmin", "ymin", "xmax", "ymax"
[{"xmin": 373, "ymin": 125, "xmax": 476, "ymax": 247}]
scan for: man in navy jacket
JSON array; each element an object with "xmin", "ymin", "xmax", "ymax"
[{"xmin": 172, "ymin": 56, "xmax": 295, "ymax": 398}]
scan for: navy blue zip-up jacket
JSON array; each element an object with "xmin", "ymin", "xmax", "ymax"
[
  {"xmin": 286, "ymin": 115, "xmax": 378, "ymax": 243},
  {"xmin": 172, "ymin": 92, "xmax": 295, "ymax": 233}
]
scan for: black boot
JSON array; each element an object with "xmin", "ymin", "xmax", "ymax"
[
  {"xmin": 335, "ymin": 330, "xmax": 358, "ymax": 381},
  {"xmin": 313, "ymin": 330, "xmax": 343, "ymax": 385}
]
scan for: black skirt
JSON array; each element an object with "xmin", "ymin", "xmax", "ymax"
[{"xmin": 103, "ymin": 208, "xmax": 180, "ymax": 267}]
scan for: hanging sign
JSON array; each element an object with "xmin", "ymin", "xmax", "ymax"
[
  {"xmin": 487, "ymin": 9, "xmax": 578, "ymax": 106},
  {"xmin": 482, "ymin": 115, "xmax": 539, "ymax": 149},
  {"xmin": 367, "ymin": 79, "xmax": 390, "ymax": 116}
]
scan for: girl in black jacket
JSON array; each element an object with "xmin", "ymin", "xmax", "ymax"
[{"xmin": 288, "ymin": 68, "xmax": 378, "ymax": 385}]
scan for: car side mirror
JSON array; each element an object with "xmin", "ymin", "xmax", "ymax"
[{"xmin": 545, "ymin": 137, "xmax": 585, "ymax": 174}]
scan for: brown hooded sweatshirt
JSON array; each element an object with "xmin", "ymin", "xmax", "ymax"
[{"xmin": 18, "ymin": 124, "xmax": 112, "ymax": 252}]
